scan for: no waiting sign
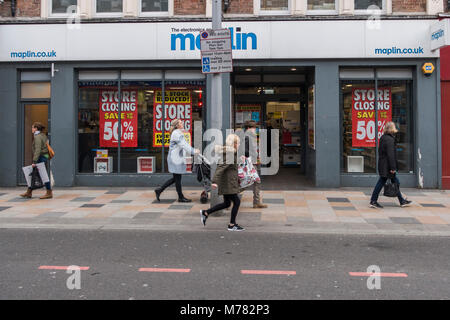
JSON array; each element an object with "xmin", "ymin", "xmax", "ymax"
[{"xmin": 200, "ymin": 29, "xmax": 233, "ymax": 74}]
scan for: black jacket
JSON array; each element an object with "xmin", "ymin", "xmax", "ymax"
[{"xmin": 378, "ymin": 133, "xmax": 397, "ymax": 178}]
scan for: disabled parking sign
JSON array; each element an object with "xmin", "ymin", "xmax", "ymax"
[{"xmin": 199, "ymin": 29, "xmax": 233, "ymax": 74}]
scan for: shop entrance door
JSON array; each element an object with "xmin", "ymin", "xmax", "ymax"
[
  {"xmin": 18, "ymin": 103, "xmax": 49, "ymax": 185},
  {"xmin": 261, "ymin": 100, "xmax": 310, "ymax": 189}
]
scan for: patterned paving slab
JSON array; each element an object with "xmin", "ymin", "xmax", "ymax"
[{"xmin": 0, "ymin": 188, "xmax": 449, "ymax": 233}]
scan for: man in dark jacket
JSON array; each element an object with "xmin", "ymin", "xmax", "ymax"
[{"xmin": 369, "ymin": 122, "xmax": 411, "ymax": 208}]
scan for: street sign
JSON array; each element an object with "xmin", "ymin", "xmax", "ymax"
[{"xmin": 200, "ymin": 28, "xmax": 233, "ymax": 74}]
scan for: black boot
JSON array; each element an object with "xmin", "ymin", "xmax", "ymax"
[
  {"xmin": 155, "ymin": 188, "xmax": 162, "ymax": 202},
  {"xmin": 178, "ymin": 196, "xmax": 192, "ymax": 203}
]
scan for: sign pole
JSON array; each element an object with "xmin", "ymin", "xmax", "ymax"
[{"xmin": 210, "ymin": 0, "xmax": 223, "ymax": 208}]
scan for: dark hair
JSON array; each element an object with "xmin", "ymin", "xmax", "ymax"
[
  {"xmin": 32, "ymin": 122, "xmax": 46, "ymax": 131},
  {"xmin": 244, "ymin": 120, "xmax": 257, "ymax": 130}
]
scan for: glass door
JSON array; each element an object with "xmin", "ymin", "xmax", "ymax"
[{"xmin": 19, "ymin": 103, "xmax": 49, "ymax": 185}]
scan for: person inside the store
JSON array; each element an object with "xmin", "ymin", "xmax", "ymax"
[{"xmin": 155, "ymin": 119, "xmax": 200, "ymax": 203}]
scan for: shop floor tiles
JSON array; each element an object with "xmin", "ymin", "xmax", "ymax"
[{"xmin": 110, "ymin": 200, "xmax": 133, "ymax": 203}]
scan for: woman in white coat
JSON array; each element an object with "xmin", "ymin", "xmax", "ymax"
[{"xmin": 155, "ymin": 119, "xmax": 199, "ymax": 202}]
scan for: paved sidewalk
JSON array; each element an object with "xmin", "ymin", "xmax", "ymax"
[{"xmin": 1, "ymin": 187, "xmax": 450, "ymax": 236}]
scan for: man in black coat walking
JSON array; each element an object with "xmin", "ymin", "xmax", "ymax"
[{"xmin": 370, "ymin": 122, "xmax": 412, "ymax": 208}]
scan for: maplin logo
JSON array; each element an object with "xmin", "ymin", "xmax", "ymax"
[
  {"xmin": 431, "ymin": 29, "xmax": 444, "ymax": 41},
  {"xmin": 171, "ymin": 27, "xmax": 257, "ymax": 51}
]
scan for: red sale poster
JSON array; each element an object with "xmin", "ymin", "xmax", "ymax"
[
  {"xmin": 153, "ymin": 90, "xmax": 192, "ymax": 147},
  {"xmin": 352, "ymin": 87, "xmax": 392, "ymax": 147},
  {"xmin": 99, "ymin": 89, "xmax": 138, "ymax": 148}
]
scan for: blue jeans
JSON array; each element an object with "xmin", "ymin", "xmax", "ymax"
[
  {"xmin": 36, "ymin": 156, "xmax": 51, "ymax": 190},
  {"xmin": 370, "ymin": 176, "xmax": 404, "ymax": 203}
]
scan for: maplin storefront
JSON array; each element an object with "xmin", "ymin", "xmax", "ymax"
[{"xmin": 0, "ymin": 18, "xmax": 443, "ymax": 189}]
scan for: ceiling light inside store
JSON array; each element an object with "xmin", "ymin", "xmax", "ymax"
[
  {"xmin": 290, "ymin": 68, "xmax": 297, "ymax": 71},
  {"xmin": 194, "ymin": 90, "xmax": 203, "ymax": 93},
  {"xmin": 169, "ymin": 87, "xmax": 187, "ymax": 90},
  {"xmin": 245, "ymin": 68, "xmax": 252, "ymax": 72}
]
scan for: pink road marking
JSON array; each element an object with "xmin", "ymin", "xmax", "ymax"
[
  {"xmin": 139, "ymin": 268, "xmax": 191, "ymax": 273},
  {"xmin": 38, "ymin": 266, "xmax": 90, "ymax": 271},
  {"xmin": 349, "ymin": 272, "xmax": 408, "ymax": 278},
  {"xmin": 241, "ymin": 270, "xmax": 296, "ymax": 275}
]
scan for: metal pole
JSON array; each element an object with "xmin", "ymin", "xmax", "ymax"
[
  {"xmin": 374, "ymin": 69, "xmax": 378, "ymax": 172},
  {"xmin": 210, "ymin": 0, "xmax": 223, "ymax": 208},
  {"xmin": 161, "ymin": 71, "xmax": 166, "ymax": 172},
  {"xmin": 118, "ymin": 72, "xmax": 122, "ymax": 173}
]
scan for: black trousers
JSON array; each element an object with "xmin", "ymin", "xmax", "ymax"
[
  {"xmin": 159, "ymin": 174, "xmax": 184, "ymax": 198},
  {"xmin": 206, "ymin": 194, "xmax": 241, "ymax": 225}
]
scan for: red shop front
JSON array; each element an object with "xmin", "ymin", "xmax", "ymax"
[{"xmin": 441, "ymin": 44, "xmax": 450, "ymax": 189}]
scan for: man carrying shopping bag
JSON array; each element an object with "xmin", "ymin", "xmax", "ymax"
[{"xmin": 241, "ymin": 120, "xmax": 267, "ymax": 208}]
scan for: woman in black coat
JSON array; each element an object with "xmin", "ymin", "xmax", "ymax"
[{"xmin": 369, "ymin": 122, "xmax": 411, "ymax": 208}]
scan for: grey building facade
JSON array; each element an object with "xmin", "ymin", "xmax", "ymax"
[{"xmin": 0, "ymin": 18, "xmax": 442, "ymax": 189}]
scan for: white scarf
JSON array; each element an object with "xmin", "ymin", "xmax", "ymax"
[{"xmin": 34, "ymin": 130, "xmax": 41, "ymax": 136}]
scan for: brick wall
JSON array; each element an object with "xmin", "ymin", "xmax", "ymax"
[
  {"xmin": 0, "ymin": 0, "xmax": 41, "ymax": 17},
  {"xmin": 225, "ymin": 0, "xmax": 253, "ymax": 14},
  {"xmin": 174, "ymin": 0, "xmax": 206, "ymax": 15},
  {"xmin": 392, "ymin": 0, "xmax": 427, "ymax": 12},
  {"xmin": 0, "ymin": 0, "xmax": 12, "ymax": 17}
]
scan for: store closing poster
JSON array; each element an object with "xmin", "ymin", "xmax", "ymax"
[
  {"xmin": 153, "ymin": 90, "xmax": 192, "ymax": 147},
  {"xmin": 352, "ymin": 88, "xmax": 392, "ymax": 147},
  {"xmin": 99, "ymin": 89, "xmax": 138, "ymax": 148}
]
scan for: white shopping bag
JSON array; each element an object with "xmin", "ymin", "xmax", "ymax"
[{"xmin": 22, "ymin": 163, "xmax": 50, "ymax": 187}]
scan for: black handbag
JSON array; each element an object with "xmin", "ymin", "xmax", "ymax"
[
  {"xmin": 383, "ymin": 178, "xmax": 399, "ymax": 197},
  {"xmin": 30, "ymin": 167, "xmax": 44, "ymax": 190}
]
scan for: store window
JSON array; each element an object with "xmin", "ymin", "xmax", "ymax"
[
  {"xmin": 51, "ymin": 0, "xmax": 77, "ymax": 14},
  {"xmin": 78, "ymin": 81, "xmax": 119, "ymax": 173},
  {"xmin": 340, "ymin": 70, "xmax": 414, "ymax": 174},
  {"xmin": 162, "ymin": 80, "xmax": 206, "ymax": 173},
  {"xmin": 21, "ymin": 82, "xmax": 51, "ymax": 99},
  {"xmin": 77, "ymin": 71, "xmax": 205, "ymax": 175},
  {"xmin": 96, "ymin": 0, "xmax": 123, "ymax": 14},
  {"xmin": 141, "ymin": 0, "xmax": 168, "ymax": 12},
  {"xmin": 260, "ymin": 0, "xmax": 289, "ymax": 11},
  {"xmin": 307, "ymin": 0, "xmax": 337, "ymax": 11}
]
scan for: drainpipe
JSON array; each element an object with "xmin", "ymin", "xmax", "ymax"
[{"xmin": 11, "ymin": 0, "xmax": 16, "ymax": 17}]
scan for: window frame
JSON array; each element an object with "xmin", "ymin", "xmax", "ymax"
[
  {"xmin": 48, "ymin": 0, "xmax": 79, "ymax": 18},
  {"xmin": 306, "ymin": 0, "xmax": 339, "ymax": 15},
  {"xmin": 93, "ymin": 0, "xmax": 124, "ymax": 18},
  {"xmin": 257, "ymin": 0, "xmax": 291, "ymax": 16},
  {"xmin": 353, "ymin": 0, "xmax": 387, "ymax": 15},
  {"xmin": 339, "ymin": 68, "xmax": 415, "ymax": 175},
  {"xmin": 76, "ymin": 69, "xmax": 206, "ymax": 175},
  {"xmin": 139, "ymin": 0, "xmax": 170, "ymax": 17}
]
